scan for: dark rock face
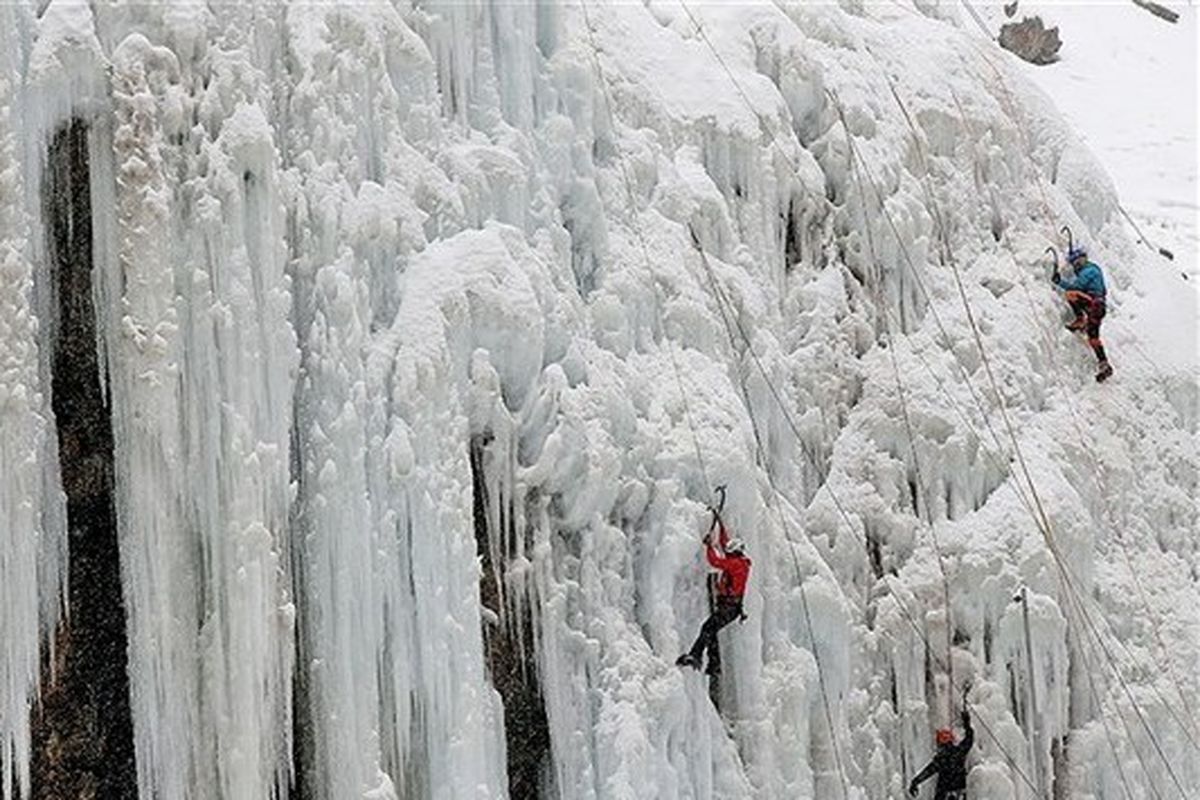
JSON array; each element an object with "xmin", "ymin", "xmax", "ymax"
[
  {"xmin": 29, "ymin": 118, "xmax": 138, "ymax": 800},
  {"xmin": 470, "ymin": 434, "xmax": 554, "ymax": 799},
  {"xmin": 999, "ymin": 17, "xmax": 1062, "ymax": 65}
]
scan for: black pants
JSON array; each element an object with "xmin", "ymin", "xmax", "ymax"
[{"xmin": 687, "ymin": 597, "xmax": 743, "ymax": 664}]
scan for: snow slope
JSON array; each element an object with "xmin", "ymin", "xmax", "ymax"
[
  {"xmin": 977, "ymin": 0, "xmax": 1198, "ymax": 370},
  {"xmin": 0, "ymin": 1, "xmax": 1197, "ymax": 799},
  {"xmin": 999, "ymin": 3, "xmax": 1196, "ymax": 261}
]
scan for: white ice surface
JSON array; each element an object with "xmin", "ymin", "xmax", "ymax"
[{"xmin": 0, "ymin": 2, "xmax": 1196, "ymax": 800}]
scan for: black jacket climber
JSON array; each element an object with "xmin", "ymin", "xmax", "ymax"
[{"xmin": 909, "ymin": 709, "xmax": 974, "ymax": 799}]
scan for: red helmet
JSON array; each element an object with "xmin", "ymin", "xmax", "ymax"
[{"xmin": 935, "ymin": 728, "xmax": 955, "ymax": 745}]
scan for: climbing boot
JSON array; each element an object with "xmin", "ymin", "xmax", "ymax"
[
  {"xmin": 1065, "ymin": 316, "xmax": 1087, "ymax": 332},
  {"xmin": 1096, "ymin": 361, "xmax": 1113, "ymax": 383}
]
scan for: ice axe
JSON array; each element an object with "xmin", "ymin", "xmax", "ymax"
[
  {"xmin": 706, "ymin": 485, "xmax": 727, "ymax": 538},
  {"xmin": 1044, "ymin": 246, "xmax": 1060, "ymax": 280},
  {"xmin": 1060, "ymin": 225, "xmax": 1073, "ymax": 251},
  {"xmin": 959, "ymin": 680, "xmax": 973, "ymax": 722}
]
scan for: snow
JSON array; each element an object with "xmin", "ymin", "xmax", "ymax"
[
  {"xmin": 0, "ymin": 1, "xmax": 1196, "ymax": 800},
  {"xmin": 1006, "ymin": 3, "xmax": 1197, "ymax": 268},
  {"xmin": 974, "ymin": 1, "xmax": 1199, "ymax": 373}
]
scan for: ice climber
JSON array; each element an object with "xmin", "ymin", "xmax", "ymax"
[
  {"xmin": 908, "ymin": 709, "xmax": 974, "ymax": 799},
  {"xmin": 1053, "ymin": 245, "xmax": 1113, "ymax": 382},
  {"xmin": 675, "ymin": 512, "xmax": 750, "ymax": 675}
]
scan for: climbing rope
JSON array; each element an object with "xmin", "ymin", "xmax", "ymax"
[
  {"xmin": 838, "ymin": 79, "xmax": 1129, "ymax": 799},
  {"xmin": 834, "ymin": 74, "xmax": 1137, "ymax": 798},
  {"xmin": 835, "ymin": 89, "xmax": 961, "ymax": 724},
  {"xmin": 863, "ymin": 42, "xmax": 1193, "ymax": 794},
  {"xmin": 934, "ymin": 78, "xmax": 1200, "ymax": 753},
  {"xmin": 688, "ymin": 190, "xmax": 1055, "ymax": 800},
  {"xmin": 958, "ymin": 0, "xmax": 994, "ymax": 39},
  {"xmin": 665, "ymin": 4, "xmax": 1084, "ymax": 795},
  {"xmin": 937, "ymin": 53, "xmax": 1200, "ymax": 752},
  {"xmin": 691, "ymin": 234, "xmax": 854, "ymax": 800},
  {"xmin": 675, "ymin": 4, "xmax": 1190, "ymax": 784},
  {"xmin": 1117, "ymin": 204, "xmax": 1179, "ymax": 266},
  {"xmin": 603, "ymin": 3, "xmax": 1190, "ymax": 796},
  {"xmin": 578, "ymin": 0, "xmax": 714, "ymax": 498},
  {"xmin": 825, "ymin": 79, "xmax": 1192, "ymax": 797},
  {"xmin": 578, "ymin": 4, "xmax": 862, "ymax": 794}
]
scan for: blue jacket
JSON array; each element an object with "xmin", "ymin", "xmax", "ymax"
[{"xmin": 1054, "ymin": 260, "xmax": 1106, "ymax": 298}]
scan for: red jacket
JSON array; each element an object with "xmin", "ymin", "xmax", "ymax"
[{"xmin": 706, "ymin": 521, "xmax": 751, "ymax": 598}]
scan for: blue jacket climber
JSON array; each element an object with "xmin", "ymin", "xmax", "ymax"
[
  {"xmin": 1052, "ymin": 246, "xmax": 1112, "ymax": 382},
  {"xmin": 1052, "ymin": 258, "xmax": 1106, "ymax": 298}
]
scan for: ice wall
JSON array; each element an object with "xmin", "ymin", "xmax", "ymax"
[
  {"xmin": 0, "ymin": 8, "xmax": 67, "ymax": 800},
  {"xmin": 0, "ymin": 1, "xmax": 1196, "ymax": 799}
]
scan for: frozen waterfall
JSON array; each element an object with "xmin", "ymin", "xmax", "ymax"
[{"xmin": 0, "ymin": 1, "xmax": 1196, "ymax": 799}]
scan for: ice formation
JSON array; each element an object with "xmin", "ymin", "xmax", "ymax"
[{"xmin": 0, "ymin": 1, "xmax": 1196, "ymax": 799}]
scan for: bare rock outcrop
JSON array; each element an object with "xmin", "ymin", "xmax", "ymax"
[{"xmin": 999, "ymin": 16, "xmax": 1062, "ymax": 65}]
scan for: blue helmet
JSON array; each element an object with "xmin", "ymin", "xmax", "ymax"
[{"xmin": 1067, "ymin": 246, "xmax": 1088, "ymax": 264}]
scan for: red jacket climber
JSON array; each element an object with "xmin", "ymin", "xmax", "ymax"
[
  {"xmin": 706, "ymin": 520, "xmax": 750, "ymax": 599},
  {"xmin": 677, "ymin": 514, "xmax": 751, "ymax": 675}
]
